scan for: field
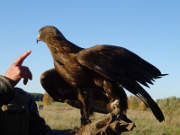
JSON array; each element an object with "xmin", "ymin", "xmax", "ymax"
[{"xmin": 38, "ymin": 97, "xmax": 180, "ymax": 135}]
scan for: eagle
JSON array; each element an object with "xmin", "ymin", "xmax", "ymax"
[{"xmin": 37, "ymin": 25, "xmax": 166, "ymax": 125}]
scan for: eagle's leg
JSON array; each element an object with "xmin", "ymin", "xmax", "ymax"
[
  {"xmin": 77, "ymin": 89, "xmax": 91, "ymax": 125},
  {"xmin": 103, "ymin": 80, "xmax": 132, "ymax": 123}
]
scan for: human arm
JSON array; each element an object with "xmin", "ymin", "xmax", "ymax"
[
  {"xmin": 4, "ymin": 50, "xmax": 32, "ymax": 86},
  {"xmin": 0, "ymin": 75, "xmax": 14, "ymax": 105},
  {"xmin": 0, "ymin": 50, "xmax": 32, "ymax": 105}
]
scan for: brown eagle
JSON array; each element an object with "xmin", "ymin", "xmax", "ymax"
[{"xmin": 37, "ymin": 25, "xmax": 166, "ymax": 125}]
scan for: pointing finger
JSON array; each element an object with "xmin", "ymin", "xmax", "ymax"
[{"xmin": 14, "ymin": 50, "xmax": 32, "ymax": 66}]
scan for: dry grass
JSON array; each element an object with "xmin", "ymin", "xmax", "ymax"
[
  {"xmin": 39, "ymin": 102, "xmax": 104, "ymax": 130},
  {"xmin": 38, "ymin": 99, "xmax": 180, "ymax": 135},
  {"xmin": 123, "ymin": 110, "xmax": 180, "ymax": 135},
  {"xmin": 39, "ymin": 102, "xmax": 81, "ymax": 129}
]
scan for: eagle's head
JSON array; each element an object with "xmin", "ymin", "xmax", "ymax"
[{"xmin": 37, "ymin": 25, "xmax": 65, "ymax": 44}]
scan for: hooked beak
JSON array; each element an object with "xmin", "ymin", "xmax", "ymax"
[{"xmin": 37, "ymin": 34, "xmax": 40, "ymax": 44}]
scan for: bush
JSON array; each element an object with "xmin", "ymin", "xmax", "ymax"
[
  {"xmin": 139, "ymin": 101, "xmax": 147, "ymax": 111},
  {"xmin": 43, "ymin": 92, "xmax": 53, "ymax": 105},
  {"xmin": 157, "ymin": 96, "xmax": 180, "ymax": 114},
  {"xmin": 128, "ymin": 96, "xmax": 147, "ymax": 111},
  {"xmin": 31, "ymin": 93, "xmax": 43, "ymax": 101}
]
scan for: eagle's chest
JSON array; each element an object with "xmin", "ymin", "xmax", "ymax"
[{"xmin": 54, "ymin": 59, "xmax": 92, "ymax": 88}]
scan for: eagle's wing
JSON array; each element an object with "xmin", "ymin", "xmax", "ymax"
[
  {"xmin": 40, "ymin": 69, "xmax": 78, "ymax": 102},
  {"xmin": 77, "ymin": 45, "xmax": 165, "ymax": 86},
  {"xmin": 77, "ymin": 45, "xmax": 166, "ymax": 122}
]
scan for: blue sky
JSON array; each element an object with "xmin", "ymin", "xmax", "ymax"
[{"xmin": 0, "ymin": 0, "xmax": 179, "ymax": 99}]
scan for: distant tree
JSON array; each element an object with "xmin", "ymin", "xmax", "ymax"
[
  {"xmin": 128, "ymin": 96, "xmax": 139, "ymax": 110},
  {"xmin": 157, "ymin": 96, "xmax": 180, "ymax": 112},
  {"xmin": 139, "ymin": 101, "xmax": 147, "ymax": 111},
  {"xmin": 31, "ymin": 93, "xmax": 43, "ymax": 101},
  {"xmin": 128, "ymin": 96, "xmax": 148, "ymax": 110},
  {"xmin": 43, "ymin": 92, "xmax": 53, "ymax": 105}
]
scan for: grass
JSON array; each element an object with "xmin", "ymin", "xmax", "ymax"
[
  {"xmin": 38, "ymin": 97, "xmax": 180, "ymax": 135},
  {"xmin": 123, "ymin": 110, "xmax": 180, "ymax": 135}
]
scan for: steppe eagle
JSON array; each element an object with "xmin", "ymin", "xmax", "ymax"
[{"xmin": 37, "ymin": 25, "xmax": 166, "ymax": 125}]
